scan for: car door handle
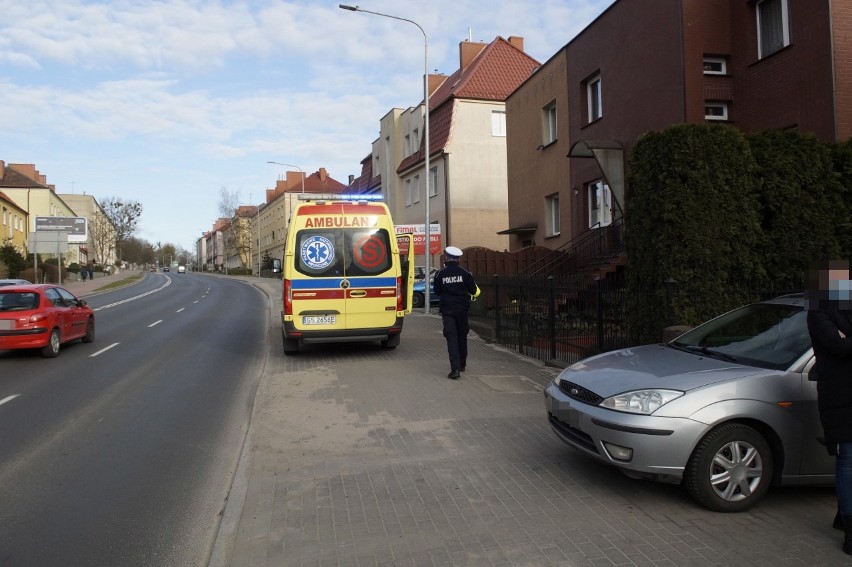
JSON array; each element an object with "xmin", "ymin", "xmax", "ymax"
[{"xmin": 349, "ymin": 290, "xmax": 367, "ymax": 297}]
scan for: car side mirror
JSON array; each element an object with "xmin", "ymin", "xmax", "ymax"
[{"xmin": 272, "ymin": 259, "xmax": 282, "ymax": 274}]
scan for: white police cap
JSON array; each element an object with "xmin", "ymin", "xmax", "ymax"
[{"xmin": 444, "ymin": 246, "xmax": 463, "ymax": 258}]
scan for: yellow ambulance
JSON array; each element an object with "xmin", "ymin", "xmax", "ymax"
[{"xmin": 277, "ymin": 194, "xmax": 414, "ymax": 355}]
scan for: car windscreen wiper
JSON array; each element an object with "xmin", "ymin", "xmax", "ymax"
[{"xmin": 679, "ymin": 344, "xmax": 738, "ymax": 363}]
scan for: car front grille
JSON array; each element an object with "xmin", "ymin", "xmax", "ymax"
[{"xmin": 557, "ymin": 380, "xmax": 603, "ymax": 406}]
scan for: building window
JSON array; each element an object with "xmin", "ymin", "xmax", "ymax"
[
  {"xmin": 429, "ymin": 166, "xmax": 438, "ymax": 197},
  {"xmin": 586, "ymin": 74, "xmax": 602, "ymax": 122},
  {"xmin": 588, "ymin": 180, "xmax": 612, "ymax": 227},
  {"xmin": 541, "ymin": 101, "xmax": 557, "ymax": 146},
  {"xmin": 757, "ymin": 0, "xmax": 790, "ymax": 59},
  {"xmin": 412, "ymin": 175, "xmax": 420, "ymax": 204},
  {"xmin": 703, "ymin": 57, "xmax": 727, "ymax": 75},
  {"xmin": 413, "ymin": 128, "xmax": 419, "ymax": 150},
  {"xmin": 404, "ymin": 134, "xmax": 411, "ymax": 157},
  {"xmin": 705, "ymin": 102, "xmax": 729, "ymax": 121},
  {"xmin": 491, "ymin": 110, "xmax": 506, "ymax": 137},
  {"xmin": 545, "ymin": 193, "xmax": 560, "ymax": 237},
  {"xmin": 406, "ymin": 179, "xmax": 412, "ymax": 206}
]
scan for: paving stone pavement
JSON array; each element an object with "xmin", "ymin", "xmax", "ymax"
[
  {"xmin": 203, "ymin": 277, "xmax": 850, "ymax": 567},
  {"xmin": 61, "ymin": 273, "xmax": 848, "ymax": 565}
]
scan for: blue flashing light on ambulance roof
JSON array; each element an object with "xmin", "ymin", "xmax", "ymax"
[{"xmin": 297, "ymin": 193, "xmax": 384, "ymax": 202}]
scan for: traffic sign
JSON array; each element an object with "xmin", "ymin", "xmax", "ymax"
[{"xmin": 35, "ymin": 216, "xmax": 88, "ymax": 243}]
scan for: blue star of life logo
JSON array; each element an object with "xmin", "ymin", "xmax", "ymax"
[{"xmin": 301, "ymin": 236, "xmax": 335, "ymax": 270}]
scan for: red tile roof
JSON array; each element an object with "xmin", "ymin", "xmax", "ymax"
[
  {"xmin": 397, "ymin": 36, "xmax": 540, "ymax": 173},
  {"xmin": 348, "ymin": 153, "xmax": 381, "ymax": 193}
]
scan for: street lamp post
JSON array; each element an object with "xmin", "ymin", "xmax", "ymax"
[
  {"xmin": 339, "ymin": 4, "xmax": 432, "ymax": 312},
  {"xmin": 267, "ymin": 161, "xmax": 305, "ymax": 193}
]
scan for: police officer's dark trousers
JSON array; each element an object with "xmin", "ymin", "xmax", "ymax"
[{"xmin": 441, "ymin": 310, "xmax": 469, "ymax": 373}]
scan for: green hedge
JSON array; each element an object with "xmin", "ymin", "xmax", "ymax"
[{"xmin": 625, "ymin": 124, "xmax": 851, "ymax": 342}]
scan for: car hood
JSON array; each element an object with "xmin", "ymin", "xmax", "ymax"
[{"xmin": 557, "ymin": 344, "xmax": 770, "ymax": 397}]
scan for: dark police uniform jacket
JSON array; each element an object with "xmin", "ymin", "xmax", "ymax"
[{"xmin": 433, "ymin": 263, "xmax": 477, "ymax": 313}]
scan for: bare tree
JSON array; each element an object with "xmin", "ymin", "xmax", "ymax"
[
  {"xmin": 89, "ymin": 210, "xmax": 117, "ymax": 265},
  {"xmin": 101, "ymin": 197, "xmax": 143, "ymax": 262}
]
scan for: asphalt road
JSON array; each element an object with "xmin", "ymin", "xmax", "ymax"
[{"xmin": 0, "ymin": 273, "xmax": 267, "ymax": 567}]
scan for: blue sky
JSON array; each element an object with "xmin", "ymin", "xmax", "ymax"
[{"xmin": 0, "ymin": 0, "xmax": 612, "ymax": 251}]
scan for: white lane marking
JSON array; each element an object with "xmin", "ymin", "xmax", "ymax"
[
  {"xmin": 93, "ymin": 277, "xmax": 171, "ymax": 311},
  {"xmin": 176, "ymin": 308, "xmax": 185, "ymax": 313},
  {"xmin": 90, "ymin": 343, "xmax": 120, "ymax": 357},
  {"xmin": 193, "ymin": 300, "xmax": 199, "ymax": 304},
  {"xmin": 0, "ymin": 394, "xmax": 21, "ymax": 407},
  {"xmin": 148, "ymin": 320, "xmax": 163, "ymax": 328}
]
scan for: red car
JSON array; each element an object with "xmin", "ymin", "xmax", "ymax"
[{"xmin": 0, "ymin": 284, "xmax": 95, "ymax": 357}]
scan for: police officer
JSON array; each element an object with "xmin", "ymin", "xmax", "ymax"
[{"xmin": 433, "ymin": 246, "xmax": 478, "ymax": 379}]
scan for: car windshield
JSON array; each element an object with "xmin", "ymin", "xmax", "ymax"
[
  {"xmin": 0, "ymin": 291, "xmax": 40, "ymax": 311},
  {"xmin": 670, "ymin": 303, "xmax": 810, "ymax": 370}
]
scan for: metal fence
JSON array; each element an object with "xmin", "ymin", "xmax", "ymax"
[{"xmin": 467, "ymin": 273, "xmax": 805, "ymax": 368}]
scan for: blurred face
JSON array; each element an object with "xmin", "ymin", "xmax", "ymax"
[{"xmin": 828, "ymin": 268, "xmax": 850, "ymax": 282}]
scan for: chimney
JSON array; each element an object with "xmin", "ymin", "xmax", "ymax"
[
  {"xmin": 0, "ymin": 160, "xmax": 4, "ymax": 180},
  {"xmin": 508, "ymin": 36, "xmax": 524, "ymax": 52},
  {"xmin": 319, "ymin": 167, "xmax": 328, "ymax": 181},
  {"xmin": 459, "ymin": 40, "xmax": 487, "ymax": 70},
  {"xmin": 427, "ymin": 74, "xmax": 445, "ymax": 98},
  {"xmin": 348, "ymin": 174, "xmax": 355, "ymax": 185}
]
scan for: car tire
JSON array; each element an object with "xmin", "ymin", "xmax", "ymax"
[
  {"xmin": 685, "ymin": 423, "xmax": 773, "ymax": 512},
  {"xmin": 41, "ymin": 328, "xmax": 61, "ymax": 358},
  {"xmin": 82, "ymin": 319, "xmax": 95, "ymax": 343},
  {"xmin": 412, "ymin": 292, "xmax": 424, "ymax": 309},
  {"xmin": 283, "ymin": 334, "xmax": 299, "ymax": 356},
  {"xmin": 381, "ymin": 334, "xmax": 400, "ymax": 349}
]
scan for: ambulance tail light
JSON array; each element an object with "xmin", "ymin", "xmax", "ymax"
[
  {"xmin": 283, "ymin": 278, "xmax": 292, "ymax": 315},
  {"xmin": 396, "ymin": 276, "xmax": 403, "ymax": 312}
]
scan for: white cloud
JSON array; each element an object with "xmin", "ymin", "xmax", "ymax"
[{"xmin": 0, "ymin": 0, "xmax": 614, "ymax": 249}]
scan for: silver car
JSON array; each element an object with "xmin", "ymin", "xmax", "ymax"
[{"xmin": 544, "ymin": 294, "xmax": 834, "ymax": 512}]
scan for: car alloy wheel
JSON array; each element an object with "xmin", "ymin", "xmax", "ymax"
[
  {"xmin": 685, "ymin": 423, "xmax": 773, "ymax": 512},
  {"xmin": 41, "ymin": 328, "xmax": 61, "ymax": 358}
]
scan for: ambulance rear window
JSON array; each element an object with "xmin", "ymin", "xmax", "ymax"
[{"xmin": 296, "ymin": 229, "xmax": 393, "ymax": 277}]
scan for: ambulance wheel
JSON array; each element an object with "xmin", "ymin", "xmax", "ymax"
[
  {"xmin": 382, "ymin": 334, "xmax": 400, "ymax": 349},
  {"xmin": 282, "ymin": 334, "xmax": 299, "ymax": 355}
]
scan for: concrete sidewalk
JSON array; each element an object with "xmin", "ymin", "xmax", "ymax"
[{"xmin": 208, "ymin": 277, "xmax": 842, "ymax": 566}]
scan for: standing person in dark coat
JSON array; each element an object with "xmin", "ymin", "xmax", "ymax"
[
  {"xmin": 433, "ymin": 246, "xmax": 478, "ymax": 380},
  {"xmin": 806, "ymin": 259, "xmax": 852, "ymax": 555}
]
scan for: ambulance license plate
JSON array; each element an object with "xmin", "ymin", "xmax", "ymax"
[{"xmin": 303, "ymin": 315, "xmax": 336, "ymax": 325}]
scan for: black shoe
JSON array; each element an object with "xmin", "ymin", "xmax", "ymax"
[
  {"xmin": 835, "ymin": 510, "xmax": 845, "ymax": 530},
  {"xmin": 447, "ymin": 370, "xmax": 460, "ymax": 379},
  {"xmin": 460, "ymin": 365, "xmax": 466, "ymax": 372},
  {"xmin": 843, "ymin": 514, "xmax": 852, "ymax": 555}
]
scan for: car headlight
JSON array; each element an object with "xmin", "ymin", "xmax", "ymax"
[{"xmin": 600, "ymin": 389, "xmax": 683, "ymax": 414}]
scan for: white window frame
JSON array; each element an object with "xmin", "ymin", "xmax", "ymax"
[
  {"xmin": 588, "ymin": 180, "xmax": 612, "ymax": 228},
  {"xmin": 404, "ymin": 134, "xmax": 411, "ymax": 157},
  {"xmin": 703, "ymin": 57, "xmax": 727, "ymax": 75},
  {"xmin": 705, "ymin": 102, "xmax": 729, "ymax": 121},
  {"xmin": 545, "ymin": 192, "xmax": 560, "ymax": 237},
  {"xmin": 491, "ymin": 110, "xmax": 506, "ymax": 137},
  {"xmin": 412, "ymin": 128, "xmax": 419, "ymax": 150},
  {"xmin": 429, "ymin": 166, "xmax": 438, "ymax": 197},
  {"xmin": 757, "ymin": 0, "xmax": 790, "ymax": 59},
  {"xmin": 542, "ymin": 101, "xmax": 557, "ymax": 145},
  {"xmin": 405, "ymin": 178, "xmax": 412, "ymax": 206},
  {"xmin": 412, "ymin": 174, "xmax": 421, "ymax": 204},
  {"xmin": 587, "ymin": 74, "xmax": 602, "ymax": 122}
]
